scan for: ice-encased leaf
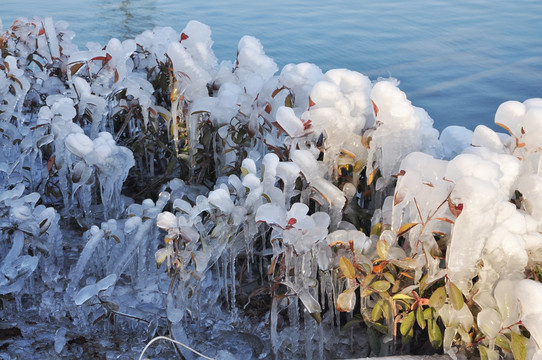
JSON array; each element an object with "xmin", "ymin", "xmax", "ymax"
[
  {"xmin": 336, "ymin": 287, "xmax": 356, "ymax": 312},
  {"xmin": 255, "ymin": 203, "xmax": 287, "ymax": 228},
  {"xmin": 65, "ymin": 132, "xmax": 94, "ymax": 159},
  {"xmin": 74, "ymin": 274, "xmax": 117, "ymax": 305},
  {"xmin": 477, "ymin": 308, "xmax": 502, "ymax": 339},
  {"xmin": 208, "ymin": 188, "xmax": 234, "ymax": 214},
  {"xmin": 156, "ymin": 211, "xmax": 177, "ymax": 230}
]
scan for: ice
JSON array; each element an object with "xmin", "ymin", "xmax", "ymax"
[
  {"xmin": 43, "ymin": 17, "xmax": 60, "ymax": 59},
  {"xmin": 208, "ymin": 188, "xmax": 234, "ymax": 214},
  {"xmin": 54, "ymin": 327, "xmax": 67, "ymax": 354},
  {"xmin": 516, "ymin": 279, "xmax": 542, "ymax": 351},
  {"xmin": 64, "ymin": 132, "xmax": 94, "ymax": 159},
  {"xmin": 439, "ymin": 126, "xmax": 473, "ymax": 159},
  {"xmin": 74, "ymin": 273, "xmax": 117, "ymax": 305},
  {"xmin": 276, "ymin": 106, "xmax": 305, "ymax": 137},
  {"xmin": 471, "ymin": 125, "xmax": 506, "ymax": 153}
]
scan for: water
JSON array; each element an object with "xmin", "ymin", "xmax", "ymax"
[{"xmin": 2, "ymin": 0, "xmax": 541, "ymax": 131}]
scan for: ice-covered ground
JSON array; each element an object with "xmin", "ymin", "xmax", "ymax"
[{"xmin": 1, "ymin": 16, "xmax": 542, "ymax": 360}]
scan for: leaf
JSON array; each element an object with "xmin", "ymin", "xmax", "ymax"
[
  {"xmin": 428, "ymin": 318, "xmax": 442, "ymax": 348},
  {"xmin": 496, "ymin": 334, "xmax": 511, "ymax": 352},
  {"xmin": 416, "ymin": 306, "xmax": 426, "ymax": 330},
  {"xmin": 339, "ymin": 256, "xmax": 356, "ymax": 280},
  {"xmin": 264, "ymin": 103, "xmax": 272, "ymax": 114},
  {"xmin": 271, "ymin": 86, "xmax": 285, "ymax": 98},
  {"xmin": 376, "ymin": 239, "xmax": 389, "ymax": 260},
  {"xmin": 428, "ymin": 286, "xmax": 446, "ymax": 309},
  {"xmin": 479, "ymin": 345, "xmax": 489, "ymax": 360},
  {"xmin": 342, "ymin": 316, "xmax": 363, "ymax": 332},
  {"xmin": 70, "ymin": 62, "xmax": 85, "ymax": 76},
  {"xmin": 383, "ymin": 272, "xmax": 395, "ymax": 285},
  {"xmin": 308, "ymin": 96, "xmax": 316, "ymax": 107},
  {"xmin": 180, "ymin": 32, "xmax": 189, "ymax": 41},
  {"xmin": 392, "ymin": 293, "xmax": 414, "ymax": 301},
  {"xmin": 367, "ymin": 167, "xmax": 379, "ymax": 185},
  {"xmin": 448, "ymin": 197, "xmax": 464, "ymax": 217},
  {"xmin": 114, "ymin": 69, "xmax": 119, "ymax": 83},
  {"xmin": 371, "ymin": 280, "xmax": 391, "ymax": 293},
  {"xmin": 240, "ymin": 167, "xmax": 249, "ymax": 177},
  {"xmin": 285, "ymin": 94, "xmax": 293, "ymax": 108},
  {"xmin": 511, "ymin": 332, "xmax": 527, "ymax": 360},
  {"xmin": 389, "ymin": 257, "xmax": 418, "ymax": 270},
  {"xmin": 372, "ymin": 299, "xmax": 384, "ymax": 322},
  {"xmin": 400, "ymin": 311, "xmax": 416, "ymax": 337},
  {"xmin": 397, "ymin": 222, "xmax": 419, "ymax": 237},
  {"xmin": 336, "ymin": 288, "xmax": 357, "ymax": 312},
  {"xmin": 372, "ymin": 99, "xmax": 379, "ymax": 117},
  {"xmin": 448, "ymin": 281, "xmax": 464, "ymax": 310},
  {"xmin": 436, "ymin": 217, "xmax": 455, "ymax": 224},
  {"xmin": 370, "ymin": 222, "xmax": 382, "ymax": 237}
]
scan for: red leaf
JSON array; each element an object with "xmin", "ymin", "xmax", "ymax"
[
  {"xmin": 47, "ymin": 155, "xmax": 55, "ymax": 172},
  {"xmin": 90, "ymin": 56, "xmax": 106, "ymax": 62},
  {"xmin": 309, "ymin": 96, "xmax": 316, "ymax": 107},
  {"xmin": 180, "ymin": 32, "xmax": 189, "ymax": 41},
  {"xmin": 436, "ymin": 217, "xmax": 455, "ymax": 225},
  {"xmin": 264, "ymin": 103, "xmax": 272, "ymax": 114},
  {"xmin": 105, "ymin": 53, "xmax": 112, "ymax": 63},
  {"xmin": 38, "ymin": 28, "xmax": 45, "ymax": 36},
  {"xmin": 372, "ymin": 100, "xmax": 379, "ymax": 117},
  {"xmin": 448, "ymin": 198, "xmax": 463, "ymax": 217}
]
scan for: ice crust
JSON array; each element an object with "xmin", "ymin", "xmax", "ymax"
[{"xmin": 2, "ymin": 15, "xmax": 542, "ymax": 360}]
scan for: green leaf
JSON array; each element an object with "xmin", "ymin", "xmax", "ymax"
[
  {"xmin": 400, "ymin": 311, "xmax": 416, "ymax": 337},
  {"xmin": 511, "ymin": 332, "xmax": 527, "ymax": 360},
  {"xmin": 428, "ymin": 318, "xmax": 442, "ymax": 349},
  {"xmin": 496, "ymin": 334, "xmax": 511, "ymax": 352},
  {"xmin": 383, "ymin": 272, "xmax": 395, "ymax": 284},
  {"xmin": 342, "ymin": 316, "xmax": 363, "ymax": 332},
  {"xmin": 372, "ymin": 322, "xmax": 388, "ymax": 335},
  {"xmin": 372, "ymin": 299, "xmax": 384, "ymax": 322},
  {"xmin": 448, "ymin": 281, "xmax": 464, "ymax": 310},
  {"xmin": 371, "ymin": 280, "xmax": 391, "ymax": 293},
  {"xmin": 478, "ymin": 345, "xmax": 489, "ymax": 360},
  {"xmin": 339, "ymin": 256, "xmax": 357, "ymax": 280},
  {"xmin": 240, "ymin": 167, "xmax": 249, "ymax": 177},
  {"xmin": 416, "ymin": 306, "xmax": 426, "ymax": 329},
  {"xmin": 392, "ymin": 293, "xmax": 414, "ymax": 302},
  {"xmin": 367, "ymin": 327, "xmax": 381, "ymax": 355},
  {"xmin": 423, "ymin": 307, "xmax": 435, "ymax": 320},
  {"xmin": 428, "ymin": 286, "xmax": 446, "ymax": 309}
]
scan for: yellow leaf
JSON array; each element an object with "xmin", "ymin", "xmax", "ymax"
[
  {"xmin": 495, "ymin": 122, "xmax": 512, "ymax": 135},
  {"xmin": 368, "ymin": 167, "xmax": 379, "ymax": 185},
  {"xmin": 370, "ymin": 222, "xmax": 382, "ymax": 237},
  {"xmin": 339, "ymin": 256, "xmax": 356, "ymax": 280},
  {"xmin": 428, "ymin": 286, "xmax": 446, "ymax": 310},
  {"xmin": 371, "ymin": 280, "xmax": 391, "ymax": 293},
  {"xmin": 397, "ymin": 222, "xmax": 420, "ymax": 237},
  {"xmin": 376, "ymin": 239, "xmax": 389, "ymax": 260}
]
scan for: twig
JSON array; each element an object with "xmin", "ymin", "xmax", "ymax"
[{"xmin": 138, "ymin": 335, "xmax": 215, "ymax": 360}]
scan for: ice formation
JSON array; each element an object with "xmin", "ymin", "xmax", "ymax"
[{"xmin": 1, "ymin": 15, "xmax": 542, "ymax": 360}]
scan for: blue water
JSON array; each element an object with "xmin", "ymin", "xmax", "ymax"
[{"xmin": 2, "ymin": 0, "xmax": 541, "ymax": 131}]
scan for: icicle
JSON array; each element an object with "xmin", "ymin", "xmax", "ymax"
[
  {"xmin": 230, "ymin": 250, "xmax": 238, "ymax": 321},
  {"xmin": 304, "ymin": 309, "xmax": 315, "ymax": 359},
  {"xmin": 288, "ymin": 298, "xmax": 300, "ymax": 353},
  {"xmin": 270, "ymin": 296, "xmax": 280, "ymax": 357}
]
